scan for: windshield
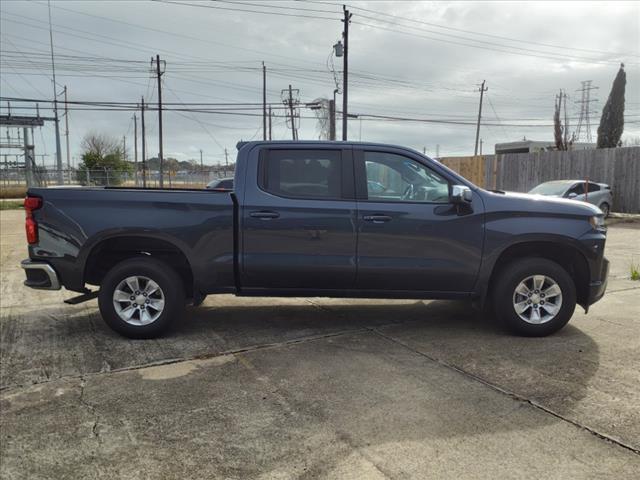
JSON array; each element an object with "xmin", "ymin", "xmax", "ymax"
[{"xmin": 529, "ymin": 182, "xmax": 570, "ymax": 196}]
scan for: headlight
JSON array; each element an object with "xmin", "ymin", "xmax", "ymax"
[{"xmin": 589, "ymin": 215, "xmax": 606, "ymax": 231}]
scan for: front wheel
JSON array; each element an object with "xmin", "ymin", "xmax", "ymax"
[
  {"xmin": 98, "ymin": 258, "xmax": 185, "ymax": 339},
  {"xmin": 492, "ymin": 258, "xmax": 576, "ymax": 336},
  {"xmin": 599, "ymin": 202, "xmax": 610, "ymax": 218}
]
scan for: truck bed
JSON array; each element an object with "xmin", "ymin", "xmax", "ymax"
[{"xmin": 27, "ymin": 186, "xmax": 236, "ymax": 293}]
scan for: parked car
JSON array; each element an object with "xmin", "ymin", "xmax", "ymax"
[
  {"xmin": 529, "ymin": 180, "xmax": 613, "ymax": 217},
  {"xmin": 21, "ymin": 141, "xmax": 608, "ymax": 339},
  {"xmin": 205, "ymin": 177, "xmax": 233, "ymax": 191}
]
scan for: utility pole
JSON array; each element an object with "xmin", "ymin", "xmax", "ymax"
[
  {"xmin": 262, "ymin": 61, "xmax": 267, "ymax": 141},
  {"xmin": 480, "ymin": 139, "xmax": 483, "ymax": 155},
  {"xmin": 64, "ymin": 86, "xmax": 70, "ymax": 182},
  {"xmin": 141, "ymin": 96, "xmax": 146, "ymax": 188},
  {"xmin": 153, "ymin": 55, "xmax": 165, "ymax": 187},
  {"xmin": 563, "ymin": 89, "xmax": 570, "ymax": 148},
  {"xmin": 329, "ymin": 99, "xmax": 336, "ymax": 141},
  {"xmin": 330, "ymin": 88, "xmax": 338, "ymax": 141},
  {"xmin": 268, "ymin": 106, "xmax": 272, "ymax": 140},
  {"xmin": 288, "ymin": 84, "xmax": 297, "ymax": 141},
  {"xmin": 63, "ymin": 86, "xmax": 70, "ymax": 168},
  {"xmin": 342, "ymin": 5, "xmax": 352, "ymax": 141},
  {"xmin": 224, "ymin": 148, "xmax": 229, "ymax": 177},
  {"xmin": 474, "ymin": 80, "xmax": 487, "ymax": 156},
  {"xmin": 47, "ymin": 0, "xmax": 63, "ymax": 184},
  {"xmin": 133, "ymin": 113, "xmax": 138, "ymax": 186},
  {"xmin": 200, "ymin": 149, "xmax": 204, "ymax": 181}
]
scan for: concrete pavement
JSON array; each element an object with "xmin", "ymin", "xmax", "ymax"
[{"xmin": 1, "ymin": 209, "xmax": 639, "ymax": 479}]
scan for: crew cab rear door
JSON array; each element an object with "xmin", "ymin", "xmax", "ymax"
[
  {"xmin": 240, "ymin": 146, "xmax": 357, "ymax": 290},
  {"xmin": 353, "ymin": 147, "xmax": 484, "ymax": 293}
]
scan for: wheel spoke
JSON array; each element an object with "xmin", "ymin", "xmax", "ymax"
[
  {"xmin": 140, "ymin": 309, "xmax": 152, "ymax": 324},
  {"xmin": 148, "ymin": 298, "xmax": 165, "ymax": 311},
  {"xmin": 144, "ymin": 280, "xmax": 160, "ymax": 295},
  {"xmin": 514, "ymin": 300, "xmax": 529, "ymax": 314},
  {"xmin": 541, "ymin": 302, "xmax": 560, "ymax": 316},
  {"xmin": 125, "ymin": 276, "xmax": 140, "ymax": 293},
  {"xmin": 515, "ymin": 282, "xmax": 530, "ymax": 296},
  {"xmin": 528, "ymin": 307, "xmax": 541, "ymax": 323},
  {"xmin": 543, "ymin": 283, "xmax": 562, "ymax": 299},
  {"xmin": 114, "ymin": 290, "xmax": 131, "ymax": 302},
  {"xmin": 533, "ymin": 275, "xmax": 546, "ymax": 291},
  {"xmin": 121, "ymin": 304, "xmax": 137, "ymax": 319}
]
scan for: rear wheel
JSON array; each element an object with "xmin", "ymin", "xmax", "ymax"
[
  {"xmin": 98, "ymin": 258, "xmax": 185, "ymax": 338},
  {"xmin": 599, "ymin": 202, "xmax": 610, "ymax": 218},
  {"xmin": 492, "ymin": 257, "xmax": 576, "ymax": 336}
]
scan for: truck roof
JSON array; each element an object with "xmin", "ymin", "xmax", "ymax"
[{"xmin": 236, "ymin": 140, "xmax": 425, "ymax": 153}]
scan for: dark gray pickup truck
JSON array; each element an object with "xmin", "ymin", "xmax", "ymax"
[{"xmin": 21, "ymin": 141, "xmax": 609, "ymax": 338}]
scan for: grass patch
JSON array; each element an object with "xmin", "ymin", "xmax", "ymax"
[
  {"xmin": 0, "ymin": 200, "xmax": 24, "ymax": 210},
  {"xmin": 631, "ymin": 260, "xmax": 640, "ymax": 281},
  {"xmin": 0, "ymin": 186, "xmax": 27, "ymax": 199}
]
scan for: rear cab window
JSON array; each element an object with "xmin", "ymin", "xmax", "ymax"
[{"xmin": 259, "ymin": 149, "xmax": 348, "ymax": 200}]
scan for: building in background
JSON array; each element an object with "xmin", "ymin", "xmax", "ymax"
[{"xmin": 495, "ymin": 140, "xmax": 596, "ymax": 154}]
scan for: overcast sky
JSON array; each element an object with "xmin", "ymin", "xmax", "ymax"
[{"xmin": 1, "ymin": 0, "xmax": 639, "ymax": 167}]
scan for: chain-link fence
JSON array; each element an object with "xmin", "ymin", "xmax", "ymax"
[{"xmin": 1, "ymin": 166, "xmax": 235, "ymax": 194}]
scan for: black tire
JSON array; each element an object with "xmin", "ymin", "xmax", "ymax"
[
  {"xmin": 98, "ymin": 257, "xmax": 185, "ymax": 339},
  {"xmin": 599, "ymin": 202, "xmax": 610, "ymax": 218},
  {"xmin": 492, "ymin": 257, "xmax": 576, "ymax": 337}
]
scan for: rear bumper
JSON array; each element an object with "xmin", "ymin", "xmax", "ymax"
[
  {"xmin": 21, "ymin": 259, "xmax": 61, "ymax": 290},
  {"xmin": 587, "ymin": 256, "xmax": 609, "ymax": 307}
]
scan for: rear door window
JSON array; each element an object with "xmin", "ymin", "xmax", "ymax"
[{"xmin": 260, "ymin": 149, "xmax": 343, "ymax": 199}]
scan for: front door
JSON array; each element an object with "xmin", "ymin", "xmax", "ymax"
[
  {"xmin": 241, "ymin": 147, "xmax": 357, "ymax": 290},
  {"xmin": 354, "ymin": 148, "xmax": 484, "ymax": 293}
]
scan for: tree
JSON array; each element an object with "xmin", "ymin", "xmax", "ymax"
[
  {"xmin": 553, "ymin": 90, "xmax": 573, "ymax": 151},
  {"xmin": 76, "ymin": 132, "xmax": 131, "ymax": 185},
  {"xmin": 597, "ymin": 64, "xmax": 626, "ymax": 148}
]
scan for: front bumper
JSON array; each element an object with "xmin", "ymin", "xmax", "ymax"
[
  {"xmin": 587, "ymin": 255, "xmax": 609, "ymax": 307},
  {"xmin": 21, "ymin": 259, "xmax": 61, "ymax": 290}
]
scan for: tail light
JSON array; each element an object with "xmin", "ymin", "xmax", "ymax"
[{"xmin": 24, "ymin": 196, "xmax": 42, "ymax": 245}]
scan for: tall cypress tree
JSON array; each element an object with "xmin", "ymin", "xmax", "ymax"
[{"xmin": 597, "ymin": 64, "xmax": 626, "ymax": 148}]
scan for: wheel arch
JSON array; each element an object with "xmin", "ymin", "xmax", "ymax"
[
  {"xmin": 82, "ymin": 233, "xmax": 195, "ymax": 298},
  {"xmin": 483, "ymin": 240, "xmax": 590, "ymax": 310}
]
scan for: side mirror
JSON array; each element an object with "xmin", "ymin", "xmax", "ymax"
[
  {"xmin": 451, "ymin": 185, "xmax": 472, "ymax": 204},
  {"xmin": 567, "ymin": 192, "xmax": 578, "ymax": 199}
]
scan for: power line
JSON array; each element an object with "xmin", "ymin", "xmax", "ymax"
[
  {"xmin": 153, "ymin": 0, "xmax": 338, "ymax": 21},
  {"xmin": 305, "ymin": 0, "xmax": 639, "ymax": 59}
]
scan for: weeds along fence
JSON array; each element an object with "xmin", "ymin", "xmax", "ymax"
[{"xmin": 439, "ymin": 146, "xmax": 640, "ymax": 213}]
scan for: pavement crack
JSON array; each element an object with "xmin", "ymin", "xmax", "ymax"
[
  {"xmin": 606, "ymin": 286, "xmax": 640, "ymax": 294},
  {"xmin": 367, "ymin": 327, "xmax": 640, "ymax": 457},
  {"xmin": 0, "ymin": 328, "xmax": 369, "ymax": 393},
  {"xmin": 78, "ymin": 378, "xmax": 102, "ymax": 444}
]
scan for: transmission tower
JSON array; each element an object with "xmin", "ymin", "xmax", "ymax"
[{"xmin": 574, "ymin": 80, "xmax": 599, "ymax": 143}]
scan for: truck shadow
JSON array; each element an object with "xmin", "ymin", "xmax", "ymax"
[{"xmin": 187, "ymin": 298, "xmax": 600, "ymax": 415}]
